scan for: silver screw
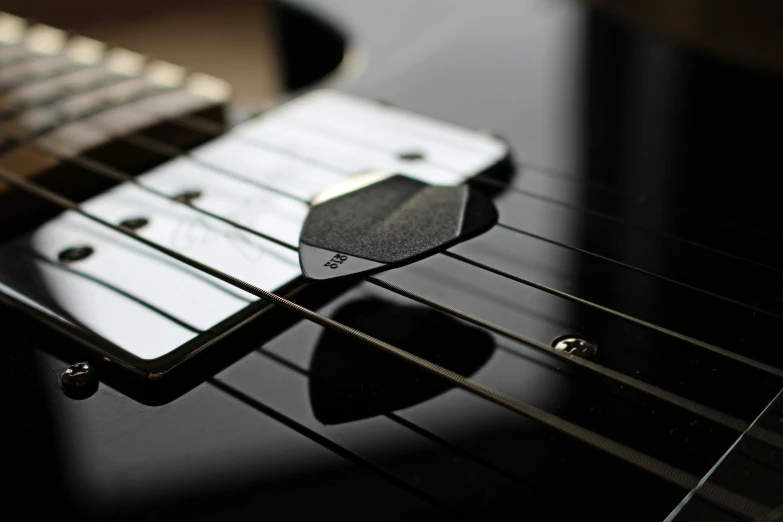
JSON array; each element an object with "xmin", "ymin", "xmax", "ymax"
[
  {"xmin": 61, "ymin": 362, "xmax": 98, "ymax": 398},
  {"xmin": 553, "ymin": 337, "xmax": 598, "ymax": 360}
]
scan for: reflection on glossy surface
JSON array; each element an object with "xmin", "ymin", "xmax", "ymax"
[
  {"xmin": 309, "ymin": 297, "xmax": 495, "ymax": 424},
  {"xmin": 4, "ymin": 0, "xmax": 783, "ymax": 520},
  {"xmin": 0, "ymin": 90, "xmax": 507, "ymax": 370}
]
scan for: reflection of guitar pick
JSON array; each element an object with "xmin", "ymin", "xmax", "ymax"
[
  {"xmin": 309, "ymin": 298, "xmax": 495, "ymax": 425},
  {"xmin": 299, "ymin": 173, "xmax": 498, "ymax": 280}
]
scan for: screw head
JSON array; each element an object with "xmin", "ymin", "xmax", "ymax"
[
  {"xmin": 61, "ymin": 362, "xmax": 98, "ymax": 398},
  {"xmin": 119, "ymin": 217, "xmax": 149, "ymax": 231},
  {"xmin": 552, "ymin": 336, "xmax": 598, "ymax": 360},
  {"xmin": 173, "ymin": 189, "xmax": 202, "ymax": 204},
  {"xmin": 58, "ymin": 245, "xmax": 94, "ymax": 263}
]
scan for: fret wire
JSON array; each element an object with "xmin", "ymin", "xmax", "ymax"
[
  {"xmin": 0, "ymin": 70, "xmax": 130, "ymax": 121},
  {"xmin": 495, "ymin": 222, "xmax": 783, "ymax": 321},
  {"xmin": 444, "ymin": 251, "xmax": 783, "ymax": 379},
  {"xmin": 273, "ymin": 115, "xmax": 783, "ymax": 276},
  {"xmin": 0, "ymin": 85, "xmax": 175, "ymax": 149},
  {"xmin": 207, "ymin": 379, "xmax": 467, "ymax": 519},
  {"xmin": 0, "ymin": 62, "xmax": 83, "ymax": 94},
  {"xmin": 25, "ymin": 141, "xmax": 773, "ymax": 442},
  {"xmin": 0, "ymin": 63, "xmax": 102, "ymax": 101},
  {"xmin": 0, "ymin": 164, "xmax": 715, "ymax": 498}
]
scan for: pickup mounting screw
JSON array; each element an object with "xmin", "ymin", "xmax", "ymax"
[
  {"xmin": 61, "ymin": 362, "xmax": 98, "ymax": 399},
  {"xmin": 553, "ymin": 336, "xmax": 597, "ymax": 360}
]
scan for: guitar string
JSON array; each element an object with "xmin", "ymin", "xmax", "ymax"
[
  {"xmin": 485, "ymin": 169, "xmax": 783, "ymax": 246},
  {"xmin": 27, "ymin": 250, "xmax": 203, "ymax": 333},
  {"xmin": 284, "ymin": 99, "xmax": 783, "ymax": 261},
  {"xmin": 19, "ymin": 122, "xmax": 783, "ymax": 379},
  {"xmin": 20, "ymin": 232, "xmax": 696, "ymax": 515},
  {"xmin": 15, "ymin": 253, "xmax": 508, "ymax": 519},
  {"xmin": 5, "ymin": 64, "xmax": 782, "ymax": 293},
  {"xmin": 492, "ymin": 221, "xmax": 783, "ymax": 321},
  {"xmin": 148, "ymin": 113, "xmax": 783, "ymax": 323},
  {"xmin": 239, "ymin": 128, "xmax": 783, "ymax": 322},
  {"xmin": 6, "ymin": 30, "xmax": 780, "ymax": 516},
  {"xmin": 6, "ymin": 165, "xmax": 783, "ymax": 521},
  {"xmin": 9, "ymin": 33, "xmax": 783, "ymax": 476},
  {"xmin": 207, "ymin": 377, "xmax": 472, "ymax": 520},
  {"xmin": 445, "ymin": 251, "xmax": 783, "ymax": 379},
  {"xmin": 3, "ymin": 20, "xmax": 782, "ymax": 276},
  {"xmin": 279, "ymin": 115, "xmax": 783, "ymax": 276},
  {"xmin": 253, "ymin": 346, "xmax": 598, "ymax": 512},
  {"xmin": 19, "ymin": 137, "xmax": 781, "ymax": 442},
  {"xmin": 63, "ymin": 119, "xmax": 783, "ymax": 381},
  {"xmin": 6, "ymin": 38, "xmax": 780, "ymax": 507},
  {"xmin": 175, "ymin": 111, "xmax": 783, "ymax": 248},
  {"xmin": 167, "ymin": 110, "xmax": 783, "ymax": 319},
  {"xmin": 5, "ymin": 165, "xmax": 783, "ymax": 521},
  {"xmin": 68, "ymin": 151, "xmax": 783, "ymax": 450},
  {"xmin": 0, "ymin": 163, "xmax": 763, "ymax": 515},
  {"xmin": 5, "ymin": 73, "xmax": 782, "ymax": 286}
]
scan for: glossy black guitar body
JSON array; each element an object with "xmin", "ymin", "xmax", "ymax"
[{"xmin": 4, "ymin": 1, "xmax": 783, "ymax": 520}]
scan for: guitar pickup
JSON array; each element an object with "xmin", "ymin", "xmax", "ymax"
[{"xmin": 0, "ymin": 88, "xmax": 511, "ymax": 397}]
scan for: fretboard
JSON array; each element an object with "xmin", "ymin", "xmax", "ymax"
[{"xmin": 0, "ymin": 12, "xmax": 230, "ymax": 229}]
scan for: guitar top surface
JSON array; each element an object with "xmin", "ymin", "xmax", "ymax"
[{"xmin": 2, "ymin": 1, "xmax": 783, "ymax": 521}]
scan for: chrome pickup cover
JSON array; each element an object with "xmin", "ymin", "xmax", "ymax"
[{"xmin": 0, "ymin": 90, "xmax": 509, "ymax": 376}]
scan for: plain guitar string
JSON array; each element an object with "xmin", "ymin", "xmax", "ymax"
[
  {"xmin": 0, "ymin": 18, "xmax": 780, "ymax": 521},
  {"xmin": 3, "ymin": 89, "xmax": 782, "ymax": 312},
  {"xmin": 2, "ymin": 88, "xmax": 781, "ymax": 279},
  {"xmin": 2, "ymin": 164, "xmax": 782, "ymax": 522},
  {"xmin": 15, "ymin": 133, "xmax": 783, "ymax": 455},
  {"xmin": 12, "ymin": 113, "xmax": 783, "ymax": 384}
]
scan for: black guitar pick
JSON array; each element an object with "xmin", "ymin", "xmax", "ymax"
[{"xmin": 299, "ymin": 173, "xmax": 498, "ymax": 280}]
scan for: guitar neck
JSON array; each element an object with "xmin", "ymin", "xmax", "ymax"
[{"xmin": 0, "ymin": 12, "xmax": 230, "ymax": 233}]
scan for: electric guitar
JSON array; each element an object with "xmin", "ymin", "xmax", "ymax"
[{"xmin": 2, "ymin": 2, "xmax": 783, "ymax": 521}]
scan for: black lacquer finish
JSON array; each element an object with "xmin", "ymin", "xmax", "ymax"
[{"xmin": 4, "ymin": 1, "xmax": 783, "ymax": 521}]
